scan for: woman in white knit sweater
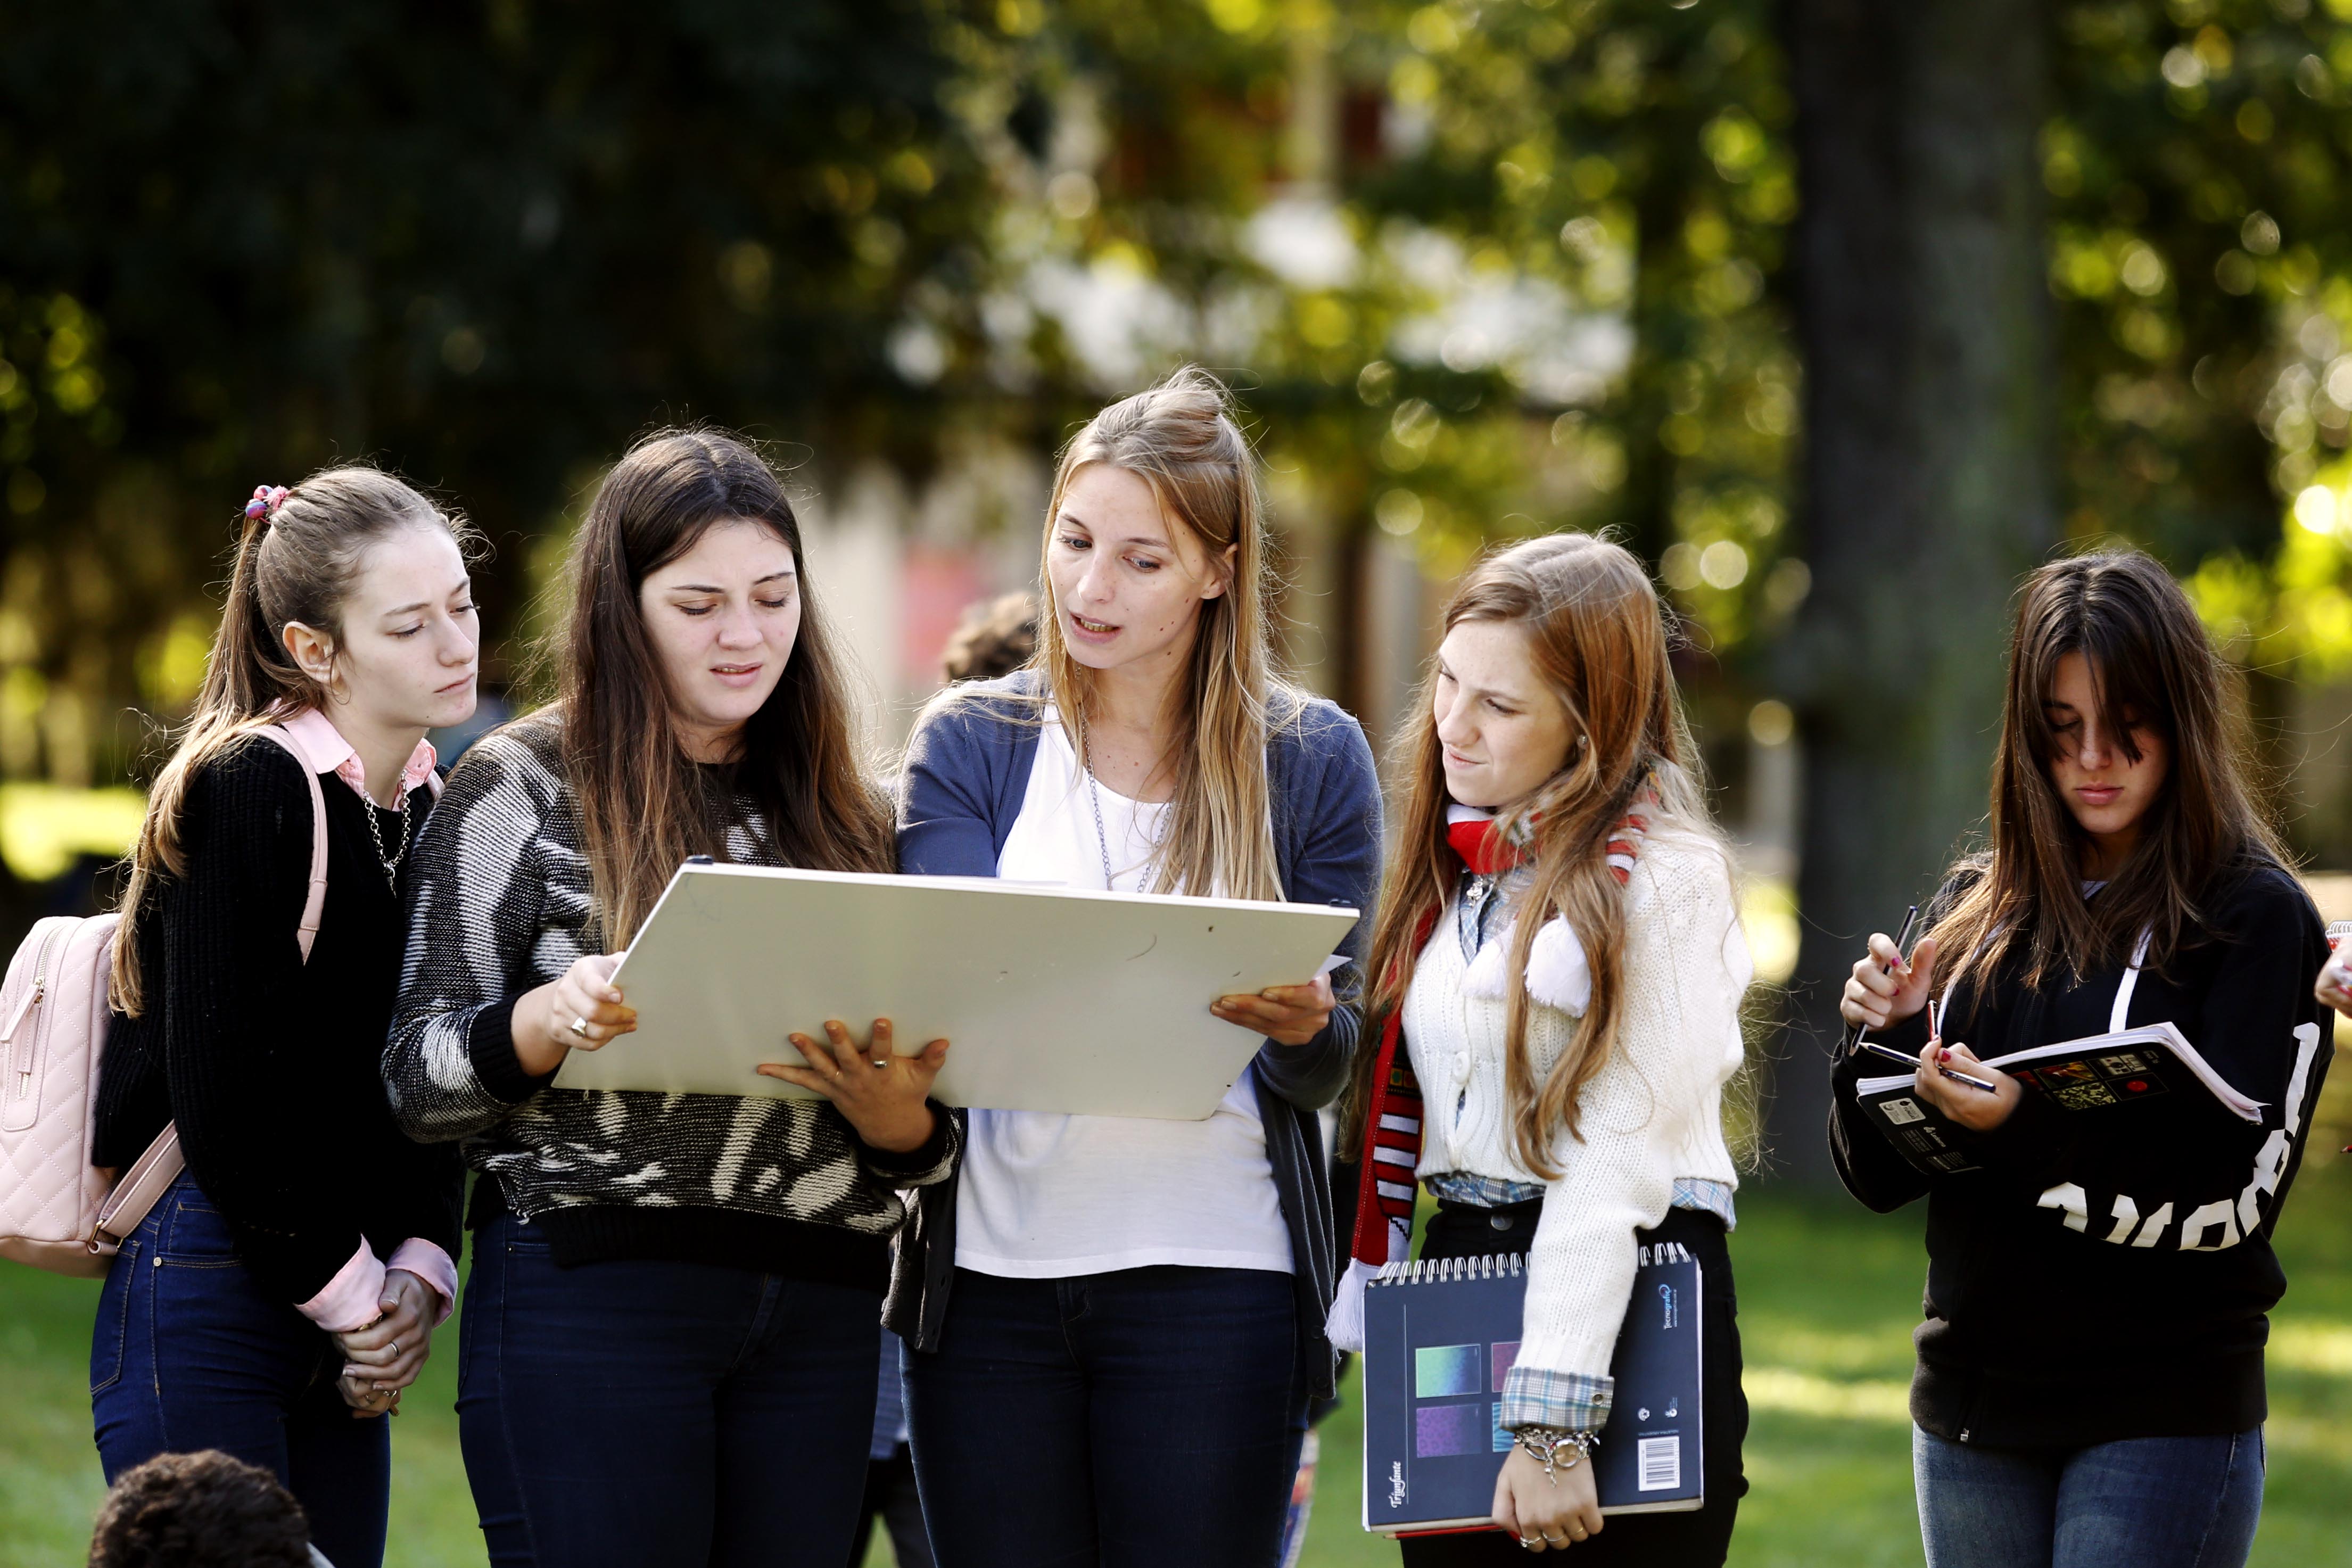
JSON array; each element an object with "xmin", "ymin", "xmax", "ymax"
[{"xmin": 1334, "ymin": 534, "xmax": 1752, "ymax": 1562}]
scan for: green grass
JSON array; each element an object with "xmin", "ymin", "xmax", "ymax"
[{"xmin": 16, "ymin": 1157, "xmax": 2352, "ymax": 1567}]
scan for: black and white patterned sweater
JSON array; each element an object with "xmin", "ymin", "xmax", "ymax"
[{"xmin": 383, "ymin": 711, "xmax": 955, "ymax": 1291}]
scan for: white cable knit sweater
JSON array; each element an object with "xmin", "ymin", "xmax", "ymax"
[{"xmin": 1404, "ymin": 825, "xmax": 1750, "ymax": 1424}]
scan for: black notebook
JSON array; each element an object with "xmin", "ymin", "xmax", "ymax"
[
  {"xmin": 1852, "ymin": 1020, "xmax": 2262, "ymax": 1176},
  {"xmin": 1360, "ymin": 1245, "xmax": 1704, "ymax": 1537}
]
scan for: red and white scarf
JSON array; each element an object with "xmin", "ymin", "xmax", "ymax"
[{"xmin": 1325, "ymin": 798, "xmax": 1649, "ymax": 1351}]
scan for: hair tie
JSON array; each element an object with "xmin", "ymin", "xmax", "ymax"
[{"xmin": 244, "ymin": 485, "xmax": 290, "ymax": 522}]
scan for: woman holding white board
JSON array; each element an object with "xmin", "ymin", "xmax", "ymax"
[
  {"xmin": 892, "ymin": 367, "xmax": 1382, "ymax": 1567},
  {"xmin": 384, "ymin": 430, "xmax": 953, "ymax": 1568}
]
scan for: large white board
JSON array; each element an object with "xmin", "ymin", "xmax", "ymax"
[{"xmin": 550, "ymin": 863, "xmax": 1360, "ymax": 1121}]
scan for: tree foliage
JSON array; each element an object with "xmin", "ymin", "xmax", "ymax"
[{"xmin": 0, "ymin": 0, "xmax": 991, "ymax": 780}]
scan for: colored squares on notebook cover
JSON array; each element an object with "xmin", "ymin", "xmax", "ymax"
[
  {"xmin": 1415, "ymin": 1403, "xmax": 1487, "ymax": 1457},
  {"xmin": 1416, "ymin": 1344, "xmax": 1482, "ymax": 1398},
  {"xmin": 1490, "ymin": 1341, "xmax": 1520, "ymax": 1392},
  {"xmin": 1491, "ymin": 1402, "xmax": 1514, "ymax": 1453}
]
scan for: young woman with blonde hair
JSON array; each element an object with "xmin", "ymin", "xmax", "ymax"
[
  {"xmin": 1835, "ymin": 551, "xmax": 2331, "ymax": 1568},
  {"xmin": 93, "ymin": 471, "xmax": 480, "ymax": 1568},
  {"xmin": 385, "ymin": 430, "xmax": 954, "ymax": 1567},
  {"xmin": 892, "ymin": 367, "xmax": 1382, "ymax": 1566},
  {"xmin": 1333, "ymin": 532, "xmax": 1752, "ymax": 1563}
]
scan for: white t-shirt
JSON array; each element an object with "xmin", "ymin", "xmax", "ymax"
[{"xmin": 952, "ymin": 713, "xmax": 1296, "ymax": 1278}]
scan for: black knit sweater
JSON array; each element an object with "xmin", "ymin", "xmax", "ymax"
[
  {"xmin": 94, "ymin": 734, "xmax": 464, "ymax": 1306},
  {"xmin": 382, "ymin": 711, "xmax": 955, "ymax": 1294},
  {"xmin": 1830, "ymin": 861, "xmax": 2333, "ymax": 1448}
]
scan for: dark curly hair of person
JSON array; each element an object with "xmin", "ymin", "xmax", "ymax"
[
  {"xmin": 88, "ymin": 1450, "xmax": 314, "ymax": 1568},
  {"xmin": 939, "ymin": 590, "xmax": 1038, "ymax": 683}
]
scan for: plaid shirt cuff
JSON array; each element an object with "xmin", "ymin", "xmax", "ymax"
[
  {"xmin": 1499, "ymin": 1365, "xmax": 1613, "ymax": 1433},
  {"xmin": 1423, "ymin": 1170, "xmax": 1544, "ymax": 1207}
]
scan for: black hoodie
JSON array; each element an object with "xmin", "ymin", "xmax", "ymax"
[{"xmin": 1829, "ymin": 861, "xmax": 2332, "ymax": 1448}]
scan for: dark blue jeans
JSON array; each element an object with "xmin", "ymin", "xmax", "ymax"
[
  {"xmin": 1914, "ymin": 1424, "xmax": 2265, "ymax": 1568},
  {"xmin": 90, "ymin": 1172, "xmax": 391, "ymax": 1568},
  {"xmin": 903, "ymin": 1265, "xmax": 1308, "ymax": 1568},
  {"xmin": 458, "ymin": 1210, "xmax": 884, "ymax": 1568}
]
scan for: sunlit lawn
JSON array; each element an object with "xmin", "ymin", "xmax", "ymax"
[{"xmin": 9, "ymin": 1154, "xmax": 2352, "ymax": 1567}]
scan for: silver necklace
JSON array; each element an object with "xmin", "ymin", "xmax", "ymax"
[
  {"xmin": 362, "ymin": 786, "xmax": 414, "ymax": 890},
  {"xmin": 1075, "ymin": 710, "xmax": 1165, "ymax": 892}
]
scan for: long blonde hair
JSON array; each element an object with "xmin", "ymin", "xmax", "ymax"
[
  {"xmin": 112, "ymin": 470, "xmax": 472, "ymax": 1016},
  {"xmin": 1342, "ymin": 533, "xmax": 1728, "ymax": 1178},
  {"xmin": 1030, "ymin": 366, "xmax": 1297, "ymax": 902}
]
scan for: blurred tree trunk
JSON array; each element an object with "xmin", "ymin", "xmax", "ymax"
[{"xmin": 1773, "ymin": 0, "xmax": 2058, "ymax": 1182}]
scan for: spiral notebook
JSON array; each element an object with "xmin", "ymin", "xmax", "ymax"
[{"xmin": 1360, "ymin": 1245, "xmax": 1705, "ymax": 1536}]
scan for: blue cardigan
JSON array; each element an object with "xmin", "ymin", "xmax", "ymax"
[{"xmin": 881, "ymin": 670, "xmax": 1382, "ymax": 1398}]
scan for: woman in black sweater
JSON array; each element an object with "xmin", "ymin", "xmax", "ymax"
[
  {"xmin": 1830, "ymin": 551, "xmax": 2331, "ymax": 1568},
  {"xmin": 93, "ymin": 471, "xmax": 479, "ymax": 1568},
  {"xmin": 386, "ymin": 431, "xmax": 952, "ymax": 1568}
]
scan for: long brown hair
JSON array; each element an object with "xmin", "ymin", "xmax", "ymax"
[
  {"xmin": 112, "ymin": 470, "xmax": 472, "ymax": 1015},
  {"xmin": 560, "ymin": 428, "xmax": 892, "ymax": 947},
  {"xmin": 1024, "ymin": 365, "xmax": 1295, "ymax": 902},
  {"xmin": 1929, "ymin": 550, "xmax": 2287, "ymax": 1002},
  {"xmin": 1341, "ymin": 533, "xmax": 1728, "ymax": 1179}
]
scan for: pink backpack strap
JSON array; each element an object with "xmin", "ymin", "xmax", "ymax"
[{"xmin": 250, "ymin": 725, "xmax": 331, "ymax": 964}]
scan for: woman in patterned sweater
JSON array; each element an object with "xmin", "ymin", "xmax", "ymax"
[
  {"xmin": 1333, "ymin": 534, "xmax": 1752, "ymax": 1563},
  {"xmin": 384, "ymin": 431, "xmax": 955, "ymax": 1568}
]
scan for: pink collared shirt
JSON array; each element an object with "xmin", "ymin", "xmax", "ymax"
[
  {"xmin": 277, "ymin": 706, "xmax": 438, "ymax": 807},
  {"xmin": 276, "ymin": 708, "xmax": 458, "ymax": 1331}
]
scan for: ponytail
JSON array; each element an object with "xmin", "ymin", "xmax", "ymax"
[{"xmin": 111, "ymin": 469, "xmax": 470, "ymax": 1016}]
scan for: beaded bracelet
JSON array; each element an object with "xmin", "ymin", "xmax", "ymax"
[{"xmin": 1512, "ymin": 1426, "xmax": 1598, "ymax": 1484}]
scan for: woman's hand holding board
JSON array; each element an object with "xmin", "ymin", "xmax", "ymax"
[
  {"xmin": 756, "ymin": 1018, "xmax": 948, "ymax": 1153},
  {"xmin": 1211, "ymin": 969, "xmax": 1335, "ymax": 1046}
]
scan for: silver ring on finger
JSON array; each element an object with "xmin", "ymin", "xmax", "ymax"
[
  {"xmin": 388, "ymin": 1341, "xmax": 399, "ymax": 1358},
  {"xmin": 568, "ymin": 1016, "xmax": 591, "ymax": 1040},
  {"xmin": 872, "ymin": 1058, "xmax": 889, "ymax": 1069}
]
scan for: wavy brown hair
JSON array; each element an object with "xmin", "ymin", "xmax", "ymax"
[
  {"xmin": 1929, "ymin": 550, "xmax": 2287, "ymax": 1005},
  {"xmin": 560, "ymin": 430, "xmax": 892, "ymax": 946},
  {"xmin": 1341, "ymin": 533, "xmax": 1728, "ymax": 1178},
  {"xmin": 112, "ymin": 469, "xmax": 471, "ymax": 1016}
]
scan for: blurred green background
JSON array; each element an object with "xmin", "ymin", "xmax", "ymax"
[{"xmin": 10, "ymin": 0, "xmax": 2352, "ymax": 1561}]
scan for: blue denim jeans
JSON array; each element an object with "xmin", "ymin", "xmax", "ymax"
[
  {"xmin": 90, "ymin": 1171, "xmax": 391, "ymax": 1568},
  {"xmin": 1914, "ymin": 1423, "xmax": 2265, "ymax": 1568},
  {"xmin": 903, "ymin": 1265, "xmax": 1308, "ymax": 1568},
  {"xmin": 457, "ymin": 1210, "xmax": 884, "ymax": 1568}
]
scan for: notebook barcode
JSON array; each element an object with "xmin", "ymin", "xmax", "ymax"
[{"xmin": 1636, "ymin": 1435, "xmax": 1680, "ymax": 1492}]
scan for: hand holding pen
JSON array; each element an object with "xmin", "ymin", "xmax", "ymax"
[
  {"xmin": 1838, "ymin": 906, "xmax": 1937, "ymax": 1038},
  {"xmin": 1908, "ymin": 1004, "xmax": 2022, "ymax": 1129},
  {"xmin": 1840, "ymin": 910, "xmax": 2000, "ymax": 1096}
]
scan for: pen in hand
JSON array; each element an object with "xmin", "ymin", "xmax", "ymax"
[
  {"xmin": 1846, "ymin": 905, "xmax": 1920, "ymax": 1053},
  {"xmin": 1855, "ymin": 998, "xmax": 1998, "ymax": 1093}
]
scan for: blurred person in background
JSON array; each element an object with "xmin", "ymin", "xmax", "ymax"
[
  {"xmin": 384, "ymin": 431, "xmax": 954, "ymax": 1568},
  {"xmin": 92, "ymin": 472, "xmax": 478, "ymax": 1568},
  {"xmin": 890, "ymin": 368, "xmax": 1381, "ymax": 1567},
  {"xmin": 938, "ymin": 591, "xmax": 1038, "ymax": 686}
]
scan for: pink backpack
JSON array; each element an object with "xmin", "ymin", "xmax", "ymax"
[{"xmin": 0, "ymin": 727, "xmax": 332, "ymax": 1277}]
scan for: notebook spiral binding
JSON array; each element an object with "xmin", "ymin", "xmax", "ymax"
[{"xmin": 1369, "ymin": 1251, "xmax": 1527, "ymax": 1287}]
